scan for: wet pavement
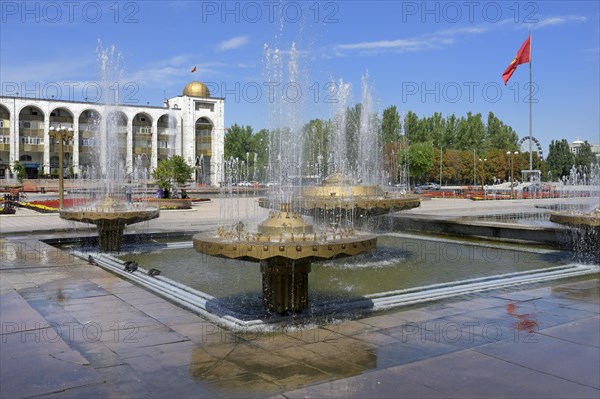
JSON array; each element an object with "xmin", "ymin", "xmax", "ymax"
[{"xmin": 1, "ymin": 198, "xmax": 599, "ymax": 398}]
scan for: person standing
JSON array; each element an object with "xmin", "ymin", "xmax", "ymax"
[{"xmin": 125, "ymin": 180, "xmax": 133, "ymax": 203}]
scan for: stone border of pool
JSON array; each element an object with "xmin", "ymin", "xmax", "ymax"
[{"xmin": 80, "ymin": 248, "xmax": 599, "ymax": 333}]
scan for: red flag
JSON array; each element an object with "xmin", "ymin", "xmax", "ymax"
[
  {"xmin": 502, "ymin": 36, "xmax": 530, "ymax": 85},
  {"xmin": 191, "ymin": 66, "xmax": 197, "ymax": 73}
]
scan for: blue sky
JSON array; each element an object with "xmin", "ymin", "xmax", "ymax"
[{"xmin": 1, "ymin": 1, "xmax": 598, "ymax": 152}]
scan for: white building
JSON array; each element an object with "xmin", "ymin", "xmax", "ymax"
[
  {"xmin": 0, "ymin": 81, "xmax": 225, "ymax": 186},
  {"xmin": 569, "ymin": 139, "xmax": 600, "ymax": 158}
]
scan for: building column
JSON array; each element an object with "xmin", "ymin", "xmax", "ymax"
[
  {"xmin": 151, "ymin": 120, "xmax": 158, "ymax": 171},
  {"xmin": 72, "ymin": 117, "xmax": 79, "ymax": 176},
  {"xmin": 10, "ymin": 100, "xmax": 18, "ymax": 167},
  {"xmin": 43, "ymin": 116, "xmax": 50, "ymax": 175},
  {"xmin": 177, "ymin": 117, "xmax": 184, "ymax": 160},
  {"xmin": 126, "ymin": 118, "xmax": 133, "ymax": 176}
]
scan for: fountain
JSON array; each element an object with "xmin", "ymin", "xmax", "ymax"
[
  {"xmin": 193, "ymin": 202, "xmax": 376, "ymax": 314},
  {"xmin": 60, "ymin": 196, "xmax": 158, "ymax": 252},
  {"xmin": 300, "ymin": 172, "xmax": 419, "ymax": 219},
  {"xmin": 59, "ymin": 43, "xmax": 159, "ymax": 252},
  {"xmin": 258, "ymin": 73, "xmax": 420, "ymax": 224},
  {"xmin": 258, "ymin": 172, "xmax": 420, "ymax": 224},
  {"xmin": 550, "ymin": 206, "xmax": 600, "ymax": 263}
]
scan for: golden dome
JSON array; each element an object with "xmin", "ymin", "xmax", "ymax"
[{"xmin": 183, "ymin": 81, "xmax": 210, "ymax": 97}]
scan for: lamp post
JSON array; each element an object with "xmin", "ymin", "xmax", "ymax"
[
  {"xmin": 439, "ymin": 146, "xmax": 443, "ymax": 187},
  {"xmin": 478, "ymin": 158, "xmax": 487, "ymax": 190},
  {"xmin": 49, "ymin": 125, "xmax": 73, "ymax": 209},
  {"xmin": 507, "ymin": 151, "xmax": 519, "ymax": 198}
]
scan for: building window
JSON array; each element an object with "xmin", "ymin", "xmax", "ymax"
[
  {"xmin": 195, "ymin": 102, "xmax": 214, "ymax": 112},
  {"xmin": 20, "ymin": 136, "xmax": 44, "ymax": 145}
]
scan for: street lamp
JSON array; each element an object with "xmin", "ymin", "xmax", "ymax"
[
  {"xmin": 506, "ymin": 151, "xmax": 519, "ymax": 198},
  {"xmin": 49, "ymin": 125, "xmax": 73, "ymax": 209},
  {"xmin": 439, "ymin": 146, "xmax": 443, "ymax": 187}
]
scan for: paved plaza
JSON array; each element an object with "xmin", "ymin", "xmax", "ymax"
[{"xmin": 1, "ymin": 197, "xmax": 599, "ymax": 398}]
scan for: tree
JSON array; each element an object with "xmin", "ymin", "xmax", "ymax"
[
  {"xmin": 12, "ymin": 161, "xmax": 27, "ymax": 183},
  {"xmin": 443, "ymin": 114, "xmax": 458, "ymax": 149},
  {"xmin": 406, "ymin": 141, "xmax": 434, "ymax": 183},
  {"xmin": 404, "ymin": 111, "xmax": 421, "ymax": 143},
  {"xmin": 302, "ymin": 119, "xmax": 331, "ymax": 177},
  {"xmin": 381, "ymin": 105, "xmax": 401, "ymax": 145},
  {"xmin": 251, "ymin": 128, "xmax": 270, "ymax": 181},
  {"xmin": 546, "ymin": 139, "xmax": 574, "ymax": 180},
  {"xmin": 575, "ymin": 141, "xmax": 596, "ymax": 169},
  {"xmin": 345, "ymin": 103, "xmax": 362, "ymax": 174},
  {"xmin": 455, "ymin": 112, "xmax": 485, "ymax": 152},
  {"xmin": 224, "ymin": 124, "xmax": 254, "ymax": 160},
  {"xmin": 486, "ymin": 112, "xmax": 518, "ymax": 150},
  {"xmin": 152, "ymin": 155, "xmax": 193, "ymax": 197}
]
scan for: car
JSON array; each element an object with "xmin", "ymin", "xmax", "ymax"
[{"xmin": 417, "ymin": 182, "xmax": 441, "ymax": 190}]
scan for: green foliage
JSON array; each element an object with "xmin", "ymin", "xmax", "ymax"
[
  {"xmin": 403, "ymin": 110, "xmax": 518, "ymax": 153},
  {"xmin": 345, "ymin": 104, "xmax": 362, "ymax": 173},
  {"xmin": 456, "ymin": 112, "xmax": 485, "ymax": 151},
  {"xmin": 575, "ymin": 141, "xmax": 596, "ymax": 169},
  {"xmin": 224, "ymin": 124, "xmax": 254, "ymax": 160},
  {"xmin": 406, "ymin": 141, "xmax": 434, "ymax": 182},
  {"xmin": 404, "ymin": 111, "xmax": 423, "ymax": 142},
  {"xmin": 224, "ymin": 124, "xmax": 270, "ymax": 181},
  {"xmin": 224, "ymin": 108, "xmax": 523, "ymax": 185},
  {"xmin": 486, "ymin": 112, "xmax": 519, "ymax": 151},
  {"xmin": 12, "ymin": 161, "xmax": 27, "ymax": 183},
  {"xmin": 152, "ymin": 155, "xmax": 193, "ymax": 191},
  {"xmin": 381, "ymin": 105, "xmax": 401, "ymax": 145},
  {"xmin": 546, "ymin": 139, "xmax": 574, "ymax": 179},
  {"xmin": 302, "ymin": 119, "xmax": 331, "ymax": 177}
]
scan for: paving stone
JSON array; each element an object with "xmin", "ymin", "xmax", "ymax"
[
  {"xmin": 474, "ymin": 332, "xmax": 600, "ymax": 389},
  {"xmin": 387, "ymin": 349, "xmax": 600, "ymax": 398},
  {"xmin": 537, "ymin": 315, "xmax": 600, "ymax": 348}
]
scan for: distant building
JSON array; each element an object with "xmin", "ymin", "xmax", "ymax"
[
  {"xmin": 0, "ymin": 81, "xmax": 225, "ymax": 185},
  {"xmin": 569, "ymin": 139, "xmax": 600, "ymax": 157}
]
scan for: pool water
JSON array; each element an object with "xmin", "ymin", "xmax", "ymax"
[{"xmin": 119, "ymin": 234, "xmax": 567, "ymax": 302}]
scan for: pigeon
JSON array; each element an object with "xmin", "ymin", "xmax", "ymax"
[
  {"xmin": 147, "ymin": 268, "xmax": 161, "ymax": 277},
  {"xmin": 88, "ymin": 255, "xmax": 96, "ymax": 265},
  {"xmin": 123, "ymin": 260, "xmax": 138, "ymax": 273}
]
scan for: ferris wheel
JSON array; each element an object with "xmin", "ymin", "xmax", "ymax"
[{"xmin": 518, "ymin": 136, "xmax": 544, "ymax": 160}]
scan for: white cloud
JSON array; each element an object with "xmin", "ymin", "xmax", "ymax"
[
  {"xmin": 217, "ymin": 36, "xmax": 249, "ymax": 51},
  {"xmin": 532, "ymin": 15, "xmax": 587, "ymax": 29},
  {"xmin": 335, "ymin": 23, "xmax": 485, "ymax": 55},
  {"xmin": 335, "ymin": 14, "xmax": 588, "ymax": 57}
]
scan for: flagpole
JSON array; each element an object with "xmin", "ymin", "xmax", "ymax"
[{"xmin": 529, "ymin": 29, "xmax": 533, "ymax": 179}]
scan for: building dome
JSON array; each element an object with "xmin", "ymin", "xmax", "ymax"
[{"xmin": 183, "ymin": 81, "xmax": 210, "ymax": 97}]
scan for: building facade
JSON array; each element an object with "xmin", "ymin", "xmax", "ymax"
[
  {"xmin": 569, "ymin": 139, "xmax": 600, "ymax": 158},
  {"xmin": 0, "ymin": 81, "xmax": 225, "ymax": 186}
]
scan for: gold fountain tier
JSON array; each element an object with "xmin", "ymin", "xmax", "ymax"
[
  {"xmin": 550, "ymin": 207, "xmax": 600, "ymax": 263},
  {"xmin": 193, "ymin": 203, "xmax": 377, "ymax": 314},
  {"xmin": 60, "ymin": 196, "xmax": 159, "ymax": 252},
  {"xmin": 259, "ymin": 173, "xmax": 421, "ymax": 219}
]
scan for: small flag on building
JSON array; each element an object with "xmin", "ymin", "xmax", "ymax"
[
  {"xmin": 191, "ymin": 66, "xmax": 197, "ymax": 73},
  {"xmin": 502, "ymin": 36, "xmax": 531, "ymax": 85}
]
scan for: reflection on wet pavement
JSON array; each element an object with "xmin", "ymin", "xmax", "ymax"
[{"xmin": 1, "ymin": 235, "xmax": 598, "ymax": 398}]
